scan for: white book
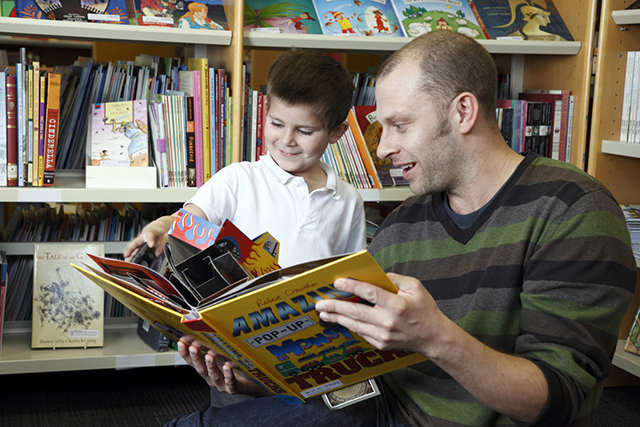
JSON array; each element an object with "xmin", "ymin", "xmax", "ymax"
[
  {"xmin": 565, "ymin": 95, "xmax": 575, "ymax": 162},
  {"xmin": 0, "ymin": 71, "xmax": 7, "ymax": 186},
  {"xmin": 622, "ymin": 51, "xmax": 637, "ymax": 143},
  {"xmin": 251, "ymin": 89, "xmax": 258, "ymax": 162},
  {"xmin": 16, "ymin": 62, "xmax": 25, "ymax": 186},
  {"xmin": 634, "ymin": 52, "xmax": 640, "ymax": 144}
]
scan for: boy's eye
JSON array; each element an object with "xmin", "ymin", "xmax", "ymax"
[{"xmin": 298, "ymin": 130, "xmax": 313, "ymax": 136}]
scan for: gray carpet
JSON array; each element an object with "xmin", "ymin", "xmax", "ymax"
[{"xmin": 1, "ymin": 365, "xmax": 639, "ymax": 426}]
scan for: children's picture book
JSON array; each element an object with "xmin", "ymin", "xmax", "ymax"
[
  {"xmin": 32, "ymin": 243, "xmax": 105, "ymax": 349},
  {"xmin": 73, "ymin": 216, "xmax": 425, "ymax": 403},
  {"xmin": 90, "ymin": 99, "xmax": 149, "ymax": 167},
  {"xmin": 15, "ymin": 0, "xmax": 130, "ymax": 23},
  {"xmin": 244, "ymin": 0, "xmax": 323, "ymax": 34},
  {"xmin": 313, "ymin": 0, "xmax": 403, "ymax": 37},
  {"xmin": 1, "ymin": 0, "xmax": 15, "ymax": 17},
  {"xmin": 134, "ymin": 0, "xmax": 228, "ymax": 29},
  {"xmin": 468, "ymin": 0, "xmax": 574, "ymax": 41},
  {"xmin": 390, "ymin": 0, "xmax": 485, "ymax": 39},
  {"xmin": 353, "ymin": 106, "xmax": 409, "ymax": 186}
]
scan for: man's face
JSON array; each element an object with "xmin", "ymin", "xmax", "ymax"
[{"xmin": 375, "ymin": 63, "xmax": 463, "ymax": 196}]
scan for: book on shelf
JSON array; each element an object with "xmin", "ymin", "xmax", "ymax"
[
  {"xmin": 137, "ymin": 317, "xmax": 172, "ymax": 352},
  {"xmin": 134, "ymin": 0, "xmax": 228, "ymax": 29},
  {"xmin": 6, "ymin": 74, "xmax": 18, "ymax": 186},
  {"xmin": 0, "ymin": 69, "xmax": 7, "ymax": 187},
  {"xmin": 179, "ymin": 69, "xmax": 204, "ymax": 187},
  {"xmin": 1, "ymin": 0, "xmax": 15, "ymax": 16},
  {"xmin": 620, "ymin": 51, "xmax": 639, "ymax": 144},
  {"xmin": 14, "ymin": 0, "xmax": 131, "ymax": 23},
  {"xmin": 90, "ymin": 99, "xmax": 149, "ymax": 167},
  {"xmin": 0, "ymin": 250, "xmax": 6, "ymax": 356},
  {"xmin": 32, "ymin": 243, "xmax": 106, "ymax": 349},
  {"xmin": 244, "ymin": 0, "xmax": 323, "ymax": 34},
  {"xmin": 187, "ymin": 58, "xmax": 212, "ymax": 182},
  {"xmin": 313, "ymin": 0, "xmax": 403, "ymax": 37},
  {"xmin": 352, "ymin": 105, "xmax": 409, "ymax": 186},
  {"xmin": 468, "ymin": 0, "xmax": 574, "ymax": 41},
  {"xmin": 390, "ymin": 0, "xmax": 485, "ymax": 39},
  {"xmin": 42, "ymin": 73, "xmax": 61, "ymax": 187},
  {"xmin": 73, "ymin": 213, "xmax": 425, "ymax": 404},
  {"xmin": 519, "ymin": 90, "xmax": 570, "ymax": 161}
]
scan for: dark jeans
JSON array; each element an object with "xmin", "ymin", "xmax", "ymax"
[{"xmin": 164, "ymin": 382, "xmax": 406, "ymax": 427}]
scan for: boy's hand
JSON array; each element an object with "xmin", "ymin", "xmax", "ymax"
[
  {"xmin": 124, "ymin": 215, "xmax": 175, "ymax": 261},
  {"xmin": 178, "ymin": 340, "xmax": 274, "ymax": 398}
]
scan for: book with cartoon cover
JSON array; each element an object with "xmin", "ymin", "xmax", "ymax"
[
  {"xmin": 72, "ymin": 216, "xmax": 425, "ymax": 403},
  {"xmin": 313, "ymin": 0, "xmax": 403, "ymax": 37},
  {"xmin": 90, "ymin": 99, "xmax": 149, "ymax": 167},
  {"xmin": 15, "ymin": 0, "xmax": 130, "ymax": 23},
  {"xmin": 390, "ymin": 0, "xmax": 485, "ymax": 39},
  {"xmin": 468, "ymin": 0, "xmax": 574, "ymax": 41},
  {"xmin": 244, "ymin": 0, "xmax": 323, "ymax": 34},
  {"xmin": 134, "ymin": 0, "xmax": 228, "ymax": 29}
]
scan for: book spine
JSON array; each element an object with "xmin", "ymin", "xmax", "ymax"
[
  {"xmin": 0, "ymin": 71, "xmax": 6, "ymax": 187},
  {"xmin": 192, "ymin": 70, "xmax": 204, "ymax": 187},
  {"xmin": 565, "ymin": 95, "xmax": 575, "ymax": 162},
  {"xmin": 467, "ymin": 0, "xmax": 491, "ymax": 39},
  {"xmin": 634, "ymin": 52, "xmax": 640, "ymax": 144},
  {"xmin": 6, "ymin": 75, "xmax": 18, "ymax": 187},
  {"xmin": 38, "ymin": 75, "xmax": 46, "ymax": 184},
  {"xmin": 256, "ymin": 92, "xmax": 264, "ymax": 159},
  {"xmin": 16, "ymin": 62, "xmax": 24, "ymax": 186},
  {"xmin": 43, "ymin": 74, "xmax": 62, "ymax": 187},
  {"xmin": 217, "ymin": 69, "xmax": 225, "ymax": 171},
  {"xmin": 187, "ymin": 58, "xmax": 211, "ymax": 181},
  {"xmin": 185, "ymin": 96, "xmax": 196, "ymax": 187},
  {"xmin": 27, "ymin": 65, "xmax": 33, "ymax": 186},
  {"xmin": 32, "ymin": 62, "xmax": 40, "ymax": 186},
  {"xmin": 209, "ymin": 68, "xmax": 217, "ymax": 174},
  {"xmin": 251, "ymin": 90, "xmax": 258, "ymax": 161},
  {"xmin": 551, "ymin": 99, "xmax": 562, "ymax": 161}
]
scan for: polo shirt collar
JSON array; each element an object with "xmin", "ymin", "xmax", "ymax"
[{"xmin": 261, "ymin": 151, "xmax": 340, "ymax": 199}]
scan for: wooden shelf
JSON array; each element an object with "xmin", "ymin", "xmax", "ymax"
[
  {"xmin": 244, "ymin": 32, "xmax": 581, "ymax": 55},
  {"xmin": 613, "ymin": 339, "xmax": 640, "ymax": 378},
  {"xmin": 601, "ymin": 140, "xmax": 640, "ymax": 159},
  {"xmin": 0, "ymin": 17, "xmax": 231, "ymax": 46},
  {"xmin": 0, "ymin": 319, "xmax": 186, "ymax": 375},
  {"xmin": 612, "ymin": 9, "xmax": 640, "ymax": 25}
]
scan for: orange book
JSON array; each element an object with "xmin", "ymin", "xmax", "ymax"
[
  {"xmin": 42, "ymin": 74, "xmax": 61, "ymax": 187},
  {"xmin": 347, "ymin": 109, "xmax": 382, "ymax": 189}
]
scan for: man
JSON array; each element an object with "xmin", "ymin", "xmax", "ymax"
[{"xmin": 168, "ymin": 32, "xmax": 636, "ymax": 427}]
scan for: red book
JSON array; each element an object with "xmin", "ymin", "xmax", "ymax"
[
  {"xmin": 42, "ymin": 74, "xmax": 61, "ymax": 187},
  {"xmin": 6, "ymin": 76, "xmax": 18, "ymax": 187}
]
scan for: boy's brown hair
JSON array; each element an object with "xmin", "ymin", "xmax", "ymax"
[{"xmin": 266, "ymin": 50, "xmax": 355, "ymax": 130}]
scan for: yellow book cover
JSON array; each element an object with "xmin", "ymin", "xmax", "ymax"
[
  {"xmin": 72, "ymin": 250, "xmax": 426, "ymax": 403},
  {"xmin": 38, "ymin": 74, "xmax": 46, "ymax": 185},
  {"xmin": 187, "ymin": 58, "xmax": 211, "ymax": 181},
  {"xmin": 32, "ymin": 62, "xmax": 40, "ymax": 186}
]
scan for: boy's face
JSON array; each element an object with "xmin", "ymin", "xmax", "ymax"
[{"xmin": 265, "ymin": 97, "xmax": 345, "ymax": 181}]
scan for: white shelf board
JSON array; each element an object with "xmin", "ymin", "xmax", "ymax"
[
  {"xmin": 244, "ymin": 32, "xmax": 580, "ymax": 55},
  {"xmin": 613, "ymin": 339, "xmax": 640, "ymax": 378},
  {"xmin": 0, "ymin": 17, "xmax": 231, "ymax": 46},
  {"xmin": 0, "ymin": 320, "xmax": 184, "ymax": 375},
  {"xmin": 0, "ymin": 35, "xmax": 93, "ymax": 49},
  {"xmin": 612, "ymin": 10, "xmax": 640, "ymax": 25},
  {"xmin": 601, "ymin": 140, "xmax": 640, "ymax": 159},
  {"xmin": 2, "ymin": 241, "xmax": 128, "ymax": 256}
]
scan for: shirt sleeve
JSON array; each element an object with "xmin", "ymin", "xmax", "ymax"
[{"xmin": 184, "ymin": 165, "xmax": 239, "ymax": 224}]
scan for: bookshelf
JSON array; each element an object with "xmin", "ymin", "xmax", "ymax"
[
  {"xmin": 588, "ymin": 0, "xmax": 640, "ymax": 381},
  {"xmin": 0, "ymin": 0, "xmax": 596, "ymax": 375}
]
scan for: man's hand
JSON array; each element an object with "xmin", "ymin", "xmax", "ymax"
[
  {"xmin": 314, "ymin": 272, "xmax": 447, "ymax": 356},
  {"xmin": 177, "ymin": 340, "xmax": 273, "ymax": 399}
]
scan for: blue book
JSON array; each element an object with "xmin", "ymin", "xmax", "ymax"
[{"xmin": 312, "ymin": 0, "xmax": 403, "ymax": 37}]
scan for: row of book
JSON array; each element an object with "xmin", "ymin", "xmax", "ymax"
[
  {"xmin": 496, "ymin": 90, "xmax": 575, "ymax": 162},
  {"xmin": 3, "ymin": 0, "xmax": 574, "ymax": 42},
  {"xmin": 620, "ymin": 51, "xmax": 640, "ymax": 144},
  {"xmin": 2, "ymin": 202, "xmax": 178, "ymax": 243}
]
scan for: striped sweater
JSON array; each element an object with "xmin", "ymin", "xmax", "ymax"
[{"xmin": 369, "ymin": 153, "xmax": 636, "ymax": 427}]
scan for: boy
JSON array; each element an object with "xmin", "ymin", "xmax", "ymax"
[
  {"xmin": 124, "ymin": 49, "xmax": 365, "ymax": 267},
  {"xmin": 124, "ymin": 50, "xmax": 366, "ymax": 406}
]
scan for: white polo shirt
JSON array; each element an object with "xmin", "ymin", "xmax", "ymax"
[{"xmin": 185, "ymin": 152, "xmax": 366, "ymax": 267}]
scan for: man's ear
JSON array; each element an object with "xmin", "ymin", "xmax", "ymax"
[
  {"xmin": 453, "ymin": 92, "xmax": 479, "ymax": 135},
  {"xmin": 328, "ymin": 121, "xmax": 349, "ymax": 144}
]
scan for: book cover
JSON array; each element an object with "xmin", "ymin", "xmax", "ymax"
[
  {"xmin": 624, "ymin": 303, "xmax": 640, "ymax": 356},
  {"xmin": 73, "ymin": 248, "xmax": 426, "ymax": 403},
  {"xmin": 90, "ymin": 99, "xmax": 149, "ymax": 167},
  {"xmin": 15, "ymin": 0, "xmax": 130, "ymax": 23},
  {"xmin": 353, "ymin": 106, "xmax": 409, "ymax": 186},
  {"xmin": 390, "ymin": 0, "xmax": 485, "ymax": 39},
  {"xmin": 244, "ymin": 0, "xmax": 323, "ymax": 34},
  {"xmin": 42, "ymin": 73, "xmax": 61, "ymax": 187},
  {"xmin": 1, "ymin": 0, "xmax": 15, "ymax": 16},
  {"xmin": 468, "ymin": 0, "xmax": 573, "ymax": 41},
  {"xmin": 313, "ymin": 0, "xmax": 403, "ymax": 37},
  {"xmin": 134, "ymin": 0, "xmax": 228, "ymax": 29},
  {"xmin": 32, "ymin": 243, "xmax": 106, "ymax": 349}
]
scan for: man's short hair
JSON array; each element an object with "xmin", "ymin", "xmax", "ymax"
[
  {"xmin": 378, "ymin": 31, "xmax": 497, "ymax": 122},
  {"xmin": 267, "ymin": 50, "xmax": 355, "ymax": 130}
]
